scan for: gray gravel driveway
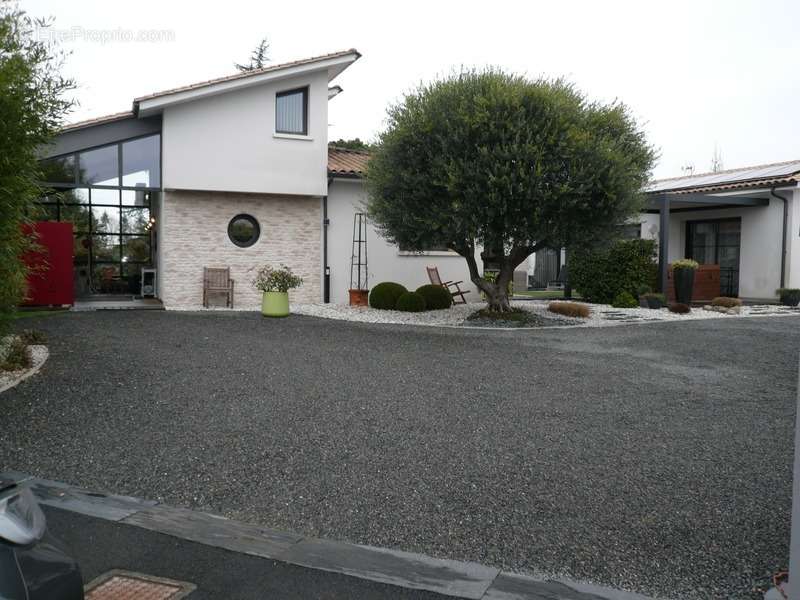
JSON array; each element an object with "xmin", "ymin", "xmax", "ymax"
[{"xmin": 2, "ymin": 311, "xmax": 797, "ymax": 599}]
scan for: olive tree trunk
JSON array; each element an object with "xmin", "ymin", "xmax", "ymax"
[{"xmin": 459, "ymin": 244, "xmax": 538, "ymax": 313}]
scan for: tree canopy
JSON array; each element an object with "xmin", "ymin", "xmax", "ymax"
[
  {"xmin": 0, "ymin": 5, "xmax": 73, "ymax": 331},
  {"xmin": 366, "ymin": 69, "xmax": 655, "ymax": 310},
  {"xmin": 330, "ymin": 138, "xmax": 373, "ymax": 152}
]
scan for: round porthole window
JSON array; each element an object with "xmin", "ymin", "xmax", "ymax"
[{"xmin": 228, "ymin": 214, "xmax": 260, "ymax": 247}]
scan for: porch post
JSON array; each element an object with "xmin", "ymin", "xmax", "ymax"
[
  {"xmin": 658, "ymin": 194, "xmax": 670, "ymax": 293},
  {"xmin": 791, "ymin": 356, "xmax": 800, "ymax": 596}
]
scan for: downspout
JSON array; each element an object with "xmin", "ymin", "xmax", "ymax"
[
  {"xmin": 323, "ymin": 177, "xmax": 333, "ymax": 303},
  {"xmin": 771, "ymin": 187, "xmax": 789, "ymax": 289}
]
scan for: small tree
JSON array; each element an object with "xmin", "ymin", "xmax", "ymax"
[
  {"xmin": 235, "ymin": 38, "xmax": 270, "ymax": 72},
  {"xmin": 367, "ymin": 69, "xmax": 655, "ymax": 311},
  {"xmin": 0, "ymin": 5, "xmax": 73, "ymax": 332}
]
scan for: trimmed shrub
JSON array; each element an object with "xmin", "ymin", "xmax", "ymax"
[
  {"xmin": 570, "ymin": 239, "xmax": 658, "ymax": 304},
  {"xmin": 369, "ymin": 282, "xmax": 407, "ymax": 309},
  {"xmin": 395, "ymin": 291, "xmax": 427, "ymax": 312},
  {"xmin": 415, "ymin": 284, "xmax": 452, "ymax": 310},
  {"xmin": 668, "ymin": 302, "xmax": 691, "ymax": 314},
  {"xmin": 777, "ymin": 288, "xmax": 800, "ymax": 307},
  {"xmin": 18, "ymin": 329, "xmax": 46, "ymax": 345},
  {"xmin": 711, "ymin": 296, "xmax": 742, "ymax": 308},
  {"xmin": 548, "ymin": 301, "xmax": 590, "ymax": 318},
  {"xmin": 0, "ymin": 336, "xmax": 32, "ymax": 372},
  {"xmin": 611, "ymin": 291, "xmax": 638, "ymax": 308}
]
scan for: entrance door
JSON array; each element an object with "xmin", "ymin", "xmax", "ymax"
[{"xmin": 686, "ymin": 218, "xmax": 741, "ymax": 296}]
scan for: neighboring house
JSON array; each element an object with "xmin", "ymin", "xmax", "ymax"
[
  {"xmin": 638, "ymin": 162, "xmax": 800, "ymax": 301},
  {"xmin": 35, "ymin": 48, "xmax": 800, "ymax": 307},
  {"xmin": 36, "ymin": 49, "xmax": 481, "ymax": 309}
]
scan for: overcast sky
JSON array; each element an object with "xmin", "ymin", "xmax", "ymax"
[{"xmin": 23, "ymin": 0, "xmax": 800, "ymax": 179}]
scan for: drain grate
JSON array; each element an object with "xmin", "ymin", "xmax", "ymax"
[{"xmin": 85, "ymin": 570, "xmax": 196, "ymax": 599}]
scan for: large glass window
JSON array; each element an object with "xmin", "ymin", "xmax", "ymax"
[
  {"xmin": 41, "ymin": 155, "xmax": 75, "ymax": 184},
  {"xmin": 78, "ymin": 145, "xmax": 119, "ymax": 186},
  {"xmin": 91, "ymin": 206, "xmax": 120, "ymax": 233},
  {"xmin": 121, "ymin": 189, "xmax": 151, "ymax": 206},
  {"xmin": 122, "ymin": 135, "xmax": 160, "ymax": 187},
  {"xmin": 276, "ymin": 87, "xmax": 308, "ymax": 135},
  {"xmin": 121, "ymin": 208, "xmax": 150, "ymax": 234},
  {"xmin": 36, "ymin": 135, "xmax": 160, "ymax": 296}
]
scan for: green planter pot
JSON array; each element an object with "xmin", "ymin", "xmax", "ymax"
[{"xmin": 261, "ymin": 291, "xmax": 290, "ymax": 317}]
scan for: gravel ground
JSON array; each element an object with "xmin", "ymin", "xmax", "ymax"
[
  {"xmin": 2, "ymin": 311, "xmax": 798, "ymax": 599},
  {"xmin": 0, "ymin": 343, "xmax": 48, "ymax": 393},
  {"xmin": 291, "ymin": 300, "xmax": 799, "ymax": 328}
]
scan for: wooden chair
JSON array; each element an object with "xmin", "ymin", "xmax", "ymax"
[
  {"xmin": 203, "ymin": 267, "xmax": 235, "ymax": 308},
  {"xmin": 426, "ymin": 266, "xmax": 470, "ymax": 305}
]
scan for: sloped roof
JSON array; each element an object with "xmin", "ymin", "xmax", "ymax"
[
  {"xmin": 646, "ymin": 159, "xmax": 800, "ymax": 194},
  {"xmin": 59, "ymin": 110, "xmax": 135, "ymax": 133},
  {"xmin": 134, "ymin": 49, "xmax": 360, "ymax": 104},
  {"xmin": 328, "ymin": 147, "xmax": 370, "ymax": 178}
]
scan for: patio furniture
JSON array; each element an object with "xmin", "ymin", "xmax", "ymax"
[
  {"xmin": 426, "ymin": 266, "xmax": 470, "ymax": 304},
  {"xmin": 203, "ymin": 267, "xmax": 235, "ymax": 308}
]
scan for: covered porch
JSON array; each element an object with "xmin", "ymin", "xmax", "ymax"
[{"xmin": 643, "ymin": 162, "xmax": 800, "ymax": 301}]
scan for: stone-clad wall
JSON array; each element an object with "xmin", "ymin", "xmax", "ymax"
[{"xmin": 160, "ymin": 190, "xmax": 321, "ymax": 308}]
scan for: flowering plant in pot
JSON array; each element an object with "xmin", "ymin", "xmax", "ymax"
[
  {"xmin": 252, "ymin": 264, "xmax": 303, "ymax": 317},
  {"xmin": 672, "ymin": 259, "xmax": 699, "ymax": 305}
]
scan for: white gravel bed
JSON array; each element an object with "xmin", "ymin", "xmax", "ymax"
[
  {"xmin": 291, "ymin": 300, "xmax": 800, "ymax": 328},
  {"xmin": 0, "ymin": 344, "xmax": 49, "ymax": 394}
]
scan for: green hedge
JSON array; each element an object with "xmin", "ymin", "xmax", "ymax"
[
  {"xmin": 369, "ymin": 282, "xmax": 407, "ymax": 310},
  {"xmin": 396, "ymin": 291, "xmax": 427, "ymax": 312},
  {"xmin": 611, "ymin": 290, "xmax": 638, "ymax": 308},
  {"xmin": 570, "ymin": 239, "xmax": 657, "ymax": 304},
  {"xmin": 415, "ymin": 284, "xmax": 452, "ymax": 310}
]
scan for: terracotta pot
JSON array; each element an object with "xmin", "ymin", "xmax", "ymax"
[{"xmin": 349, "ymin": 289, "xmax": 369, "ymax": 307}]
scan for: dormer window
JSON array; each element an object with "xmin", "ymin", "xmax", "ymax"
[{"xmin": 276, "ymin": 87, "xmax": 308, "ymax": 135}]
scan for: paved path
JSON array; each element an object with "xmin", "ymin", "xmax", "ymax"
[{"xmin": 2, "ymin": 311, "xmax": 798, "ymax": 599}]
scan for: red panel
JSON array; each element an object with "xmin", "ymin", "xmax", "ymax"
[
  {"xmin": 21, "ymin": 221, "xmax": 74, "ymax": 306},
  {"xmin": 666, "ymin": 264, "xmax": 721, "ymax": 303}
]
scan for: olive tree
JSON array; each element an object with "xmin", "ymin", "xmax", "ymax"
[
  {"xmin": 366, "ymin": 69, "xmax": 655, "ymax": 311},
  {"xmin": 0, "ymin": 4, "xmax": 73, "ymax": 331}
]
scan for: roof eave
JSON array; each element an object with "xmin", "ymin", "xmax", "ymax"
[
  {"xmin": 135, "ymin": 51, "xmax": 360, "ymax": 117},
  {"xmin": 646, "ymin": 177, "xmax": 799, "ymax": 195},
  {"xmin": 328, "ymin": 171, "xmax": 364, "ymax": 180}
]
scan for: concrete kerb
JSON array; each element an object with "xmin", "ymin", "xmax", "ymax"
[{"xmin": 3, "ymin": 473, "xmax": 663, "ymax": 600}]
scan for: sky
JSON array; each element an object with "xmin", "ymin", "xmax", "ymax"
[{"xmin": 22, "ymin": 0, "xmax": 800, "ymax": 179}]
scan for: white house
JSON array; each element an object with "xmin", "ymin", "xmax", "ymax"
[
  {"xmin": 639, "ymin": 163, "xmax": 800, "ymax": 301},
  {"xmin": 36, "ymin": 48, "xmax": 800, "ymax": 308}
]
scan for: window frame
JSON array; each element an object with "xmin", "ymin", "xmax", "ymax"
[
  {"xmin": 37, "ymin": 133, "xmax": 162, "ymax": 192},
  {"xmin": 227, "ymin": 214, "xmax": 261, "ymax": 248},
  {"xmin": 275, "ymin": 86, "xmax": 309, "ymax": 136}
]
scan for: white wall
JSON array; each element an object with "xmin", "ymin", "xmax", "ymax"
[
  {"xmin": 162, "ymin": 71, "xmax": 329, "ymax": 196},
  {"xmin": 327, "ymin": 179, "xmax": 481, "ymax": 304},
  {"xmin": 784, "ymin": 188, "xmax": 800, "ymax": 290},
  {"xmin": 641, "ymin": 199, "xmax": 785, "ymax": 300}
]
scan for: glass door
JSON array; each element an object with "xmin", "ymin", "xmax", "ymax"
[{"xmin": 686, "ymin": 218, "xmax": 741, "ymax": 296}]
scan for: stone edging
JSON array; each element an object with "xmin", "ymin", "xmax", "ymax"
[
  {"xmin": 2, "ymin": 472, "xmax": 661, "ymax": 600},
  {"xmin": 0, "ymin": 345, "xmax": 48, "ymax": 395}
]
